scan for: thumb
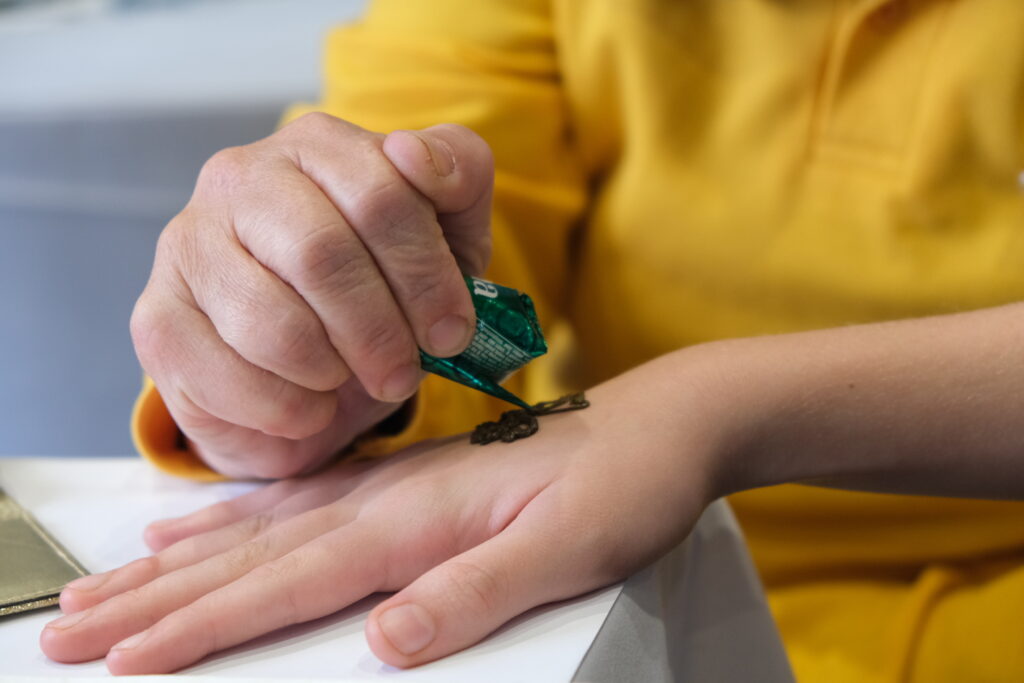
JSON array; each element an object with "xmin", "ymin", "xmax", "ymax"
[
  {"xmin": 382, "ymin": 124, "xmax": 494, "ymax": 276},
  {"xmin": 365, "ymin": 520, "xmax": 578, "ymax": 668}
]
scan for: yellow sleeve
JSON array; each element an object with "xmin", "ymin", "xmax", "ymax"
[
  {"xmin": 131, "ymin": 376, "xmax": 227, "ymax": 481},
  {"xmin": 132, "ymin": 0, "xmax": 588, "ymax": 475}
]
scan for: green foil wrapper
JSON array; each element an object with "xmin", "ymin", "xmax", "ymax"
[{"xmin": 420, "ymin": 276, "xmax": 547, "ymax": 408}]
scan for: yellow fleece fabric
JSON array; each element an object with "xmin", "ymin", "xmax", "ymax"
[{"xmin": 133, "ymin": 1, "xmax": 1024, "ymax": 679}]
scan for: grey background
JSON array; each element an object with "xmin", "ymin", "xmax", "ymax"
[{"xmin": 0, "ymin": 0, "xmax": 365, "ymax": 455}]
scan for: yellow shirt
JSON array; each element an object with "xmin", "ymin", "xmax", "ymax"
[{"xmin": 134, "ymin": 1, "xmax": 1024, "ymax": 680}]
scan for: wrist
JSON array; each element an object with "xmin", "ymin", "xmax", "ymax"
[
  {"xmin": 653, "ymin": 340, "xmax": 785, "ymax": 501},
  {"xmin": 609, "ymin": 343, "xmax": 758, "ymax": 505}
]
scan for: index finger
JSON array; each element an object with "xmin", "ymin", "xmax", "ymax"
[{"xmin": 276, "ymin": 114, "xmax": 480, "ymax": 358}]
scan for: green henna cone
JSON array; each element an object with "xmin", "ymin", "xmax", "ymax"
[{"xmin": 419, "ymin": 276, "xmax": 547, "ymax": 408}]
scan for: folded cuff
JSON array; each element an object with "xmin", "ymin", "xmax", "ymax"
[{"xmin": 131, "ymin": 377, "xmax": 227, "ymax": 482}]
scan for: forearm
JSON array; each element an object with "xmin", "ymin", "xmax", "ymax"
[{"xmin": 685, "ymin": 303, "xmax": 1024, "ymax": 500}]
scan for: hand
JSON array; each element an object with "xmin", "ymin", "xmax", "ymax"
[
  {"xmin": 130, "ymin": 113, "xmax": 495, "ymax": 478},
  {"xmin": 39, "ymin": 353, "xmax": 725, "ymax": 674}
]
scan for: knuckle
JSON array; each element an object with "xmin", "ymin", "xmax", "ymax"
[
  {"xmin": 168, "ymin": 387, "xmax": 207, "ymax": 424},
  {"xmin": 238, "ymin": 309, "xmax": 338, "ymax": 386},
  {"xmin": 118, "ymin": 585, "xmax": 147, "ymax": 606},
  {"xmin": 271, "ymin": 318, "xmax": 340, "ymax": 387},
  {"xmin": 394, "ymin": 260, "xmax": 453, "ymax": 310},
  {"xmin": 226, "ymin": 535, "xmax": 272, "ymax": 573},
  {"xmin": 351, "ymin": 315, "xmax": 414, "ymax": 366},
  {"xmin": 290, "ymin": 111, "xmax": 346, "ymax": 137},
  {"xmin": 240, "ymin": 512, "xmax": 275, "ymax": 539},
  {"xmin": 204, "ymin": 498, "xmax": 239, "ymax": 525},
  {"xmin": 269, "ymin": 316, "xmax": 320, "ymax": 368},
  {"xmin": 165, "ymin": 601, "xmax": 222, "ymax": 657},
  {"xmin": 262, "ymin": 386, "xmax": 321, "ymax": 439},
  {"xmin": 154, "ymin": 213, "xmax": 206, "ymax": 286},
  {"xmin": 113, "ymin": 584, "xmax": 164, "ymax": 626},
  {"xmin": 125, "ymin": 555, "xmax": 162, "ymax": 583},
  {"xmin": 249, "ymin": 555, "xmax": 303, "ymax": 624},
  {"xmin": 277, "ymin": 112, "xmax": 378, "ymax": 158},
  {"xmin": 284, "ymin": 223, "xmax": 371, "ymax": 295},
  {"xmin": 347, "ymin": 173, "xmax": 429, "ymax": 248},
  {"xmin": 249, "ymin": 554, "xmax": 291, "ymax": 583},
  {"xmin": 309, "ymin": 363, "xmax": 350, "ymax": 393},
  {"xmin": 129, "ymin": 295, "xmax": 171, "ymax": 373},
  {"xmin": 153, "ymin": 215, "xmax": 185, "ymax": 263},
  {"xmin": 197, "ymin": 609, "xmax": 222, "ymax": 657},
  {"xmin": 439, "ymin": 560, "xmax": 508, "ymax": 616},
  {"xmin": 211, "ymin": 310, "xmax": 256, "ymax": 357},
  {"xmin": 197, "ymin": 146, "xmax": 250, "ymax": 194}
]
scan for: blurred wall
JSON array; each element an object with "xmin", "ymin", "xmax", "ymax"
[{"xmin": 0, "ymin": 0, "xmax": 365, "ymax": 455}]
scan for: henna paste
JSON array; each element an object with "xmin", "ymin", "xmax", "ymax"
[{"xmin": 470, "ymin": 391, "xmax": 591, "ymax": 445}]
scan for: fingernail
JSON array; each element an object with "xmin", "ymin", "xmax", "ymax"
[
  {"xmin": 382, "ymin": 363, "xmax": 421, "ymax": 402},
  {"xmin": 422, "ymin": 134, "xmax": 456, "ymax": 177},
  {"xmin": 47, "ymin": 610, "xmax": 88, "ymax": 630},
  {"xmin": 428, "ymin": 314, "xmax": 471, "ymax": 357},
  {"xmin": 378, "ymin": 603, "xmax": 436, "ymax": 656},
  {"xmin": 66, "ymin": 572, "xmax": 110, "ymax": 592},
  {"xmin": 112, "ymin": 630, "xmax": 150, "ymax": 651}
]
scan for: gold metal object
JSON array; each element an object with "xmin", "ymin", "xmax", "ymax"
[{"xmin": 0, "ymin": 488, "xmax": 87, "ymax": 617}]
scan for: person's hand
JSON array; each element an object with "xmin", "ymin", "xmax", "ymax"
[
  {"xmin": 130, "ymin": 113, "xmax": 495, "ymax": 478},
  {"xmin": 39, "ymin": 352, "xmax": 726, "ymax": 674}
]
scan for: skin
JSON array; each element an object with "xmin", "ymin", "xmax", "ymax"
[
  {"xmin": 40, "ymin": 357, "xmax": 719, "ymax": 674},
  {"xmin": 41, "ymin": 114, "xmax": 1024, "ymax": 673},
  {"xmin": 41, "ymin": 302, "xmax": 1024, "ymax": 674},
  {"xmin": 129, "ymin": 113, "xmax": 495, "ymax": 479}
]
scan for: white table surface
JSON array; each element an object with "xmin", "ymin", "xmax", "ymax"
[{"xmin": 0, "ymin": 457, "xmax": 621, "ymax": 682}]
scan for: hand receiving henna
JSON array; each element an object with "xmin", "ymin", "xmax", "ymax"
[{"xmin": 40, "ymin": 353, "xmax": 724, "ymax": 674}]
